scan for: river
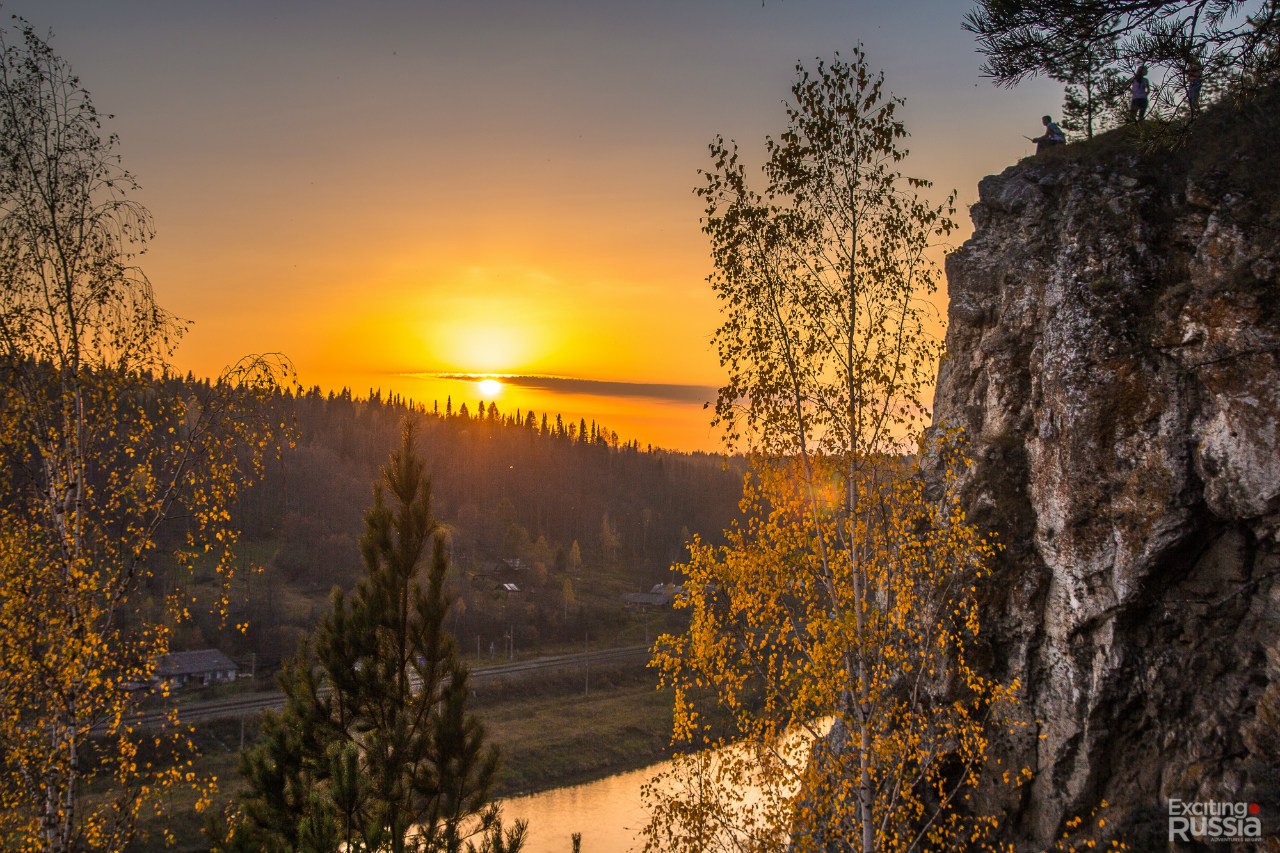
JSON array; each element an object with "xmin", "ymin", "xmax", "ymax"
[
  {"xmin": 499, "ymin": 716, "xmax": 831, "ymax": 852},
  {"xmin": 500, "ymin": 761, "xmax": 660, "ymax": 853}
]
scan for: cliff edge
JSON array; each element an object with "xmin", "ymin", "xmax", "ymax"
[{"xmin": 932, "ymin": 98, "xmax": 1280, "ymax": 849}]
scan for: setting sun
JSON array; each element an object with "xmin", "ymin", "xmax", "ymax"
[{"xmin": 478, "ymin": 378, "xmax": 503, "ymax": 398}]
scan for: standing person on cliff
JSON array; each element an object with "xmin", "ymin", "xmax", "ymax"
[
  {"xmin": 1187, "ymin": 57, "xmax": 1203, "ymax": 116},
  {"xmin": 1130, "ymin": 65, "xmax": 1149, "ymax": 121}
]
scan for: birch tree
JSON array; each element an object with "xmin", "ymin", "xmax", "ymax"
[
  {"xmin": 0, "ymin": 18, "xmax": 287, "ymax": 851},
  {"xmin": 643, "ymin": 51, "xmax": 1022, "ymax": 853}
]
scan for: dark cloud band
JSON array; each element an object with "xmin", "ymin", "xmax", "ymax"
[{"xmin": 416, "ymin": 373, "xmax": 717, "ymax": 405}]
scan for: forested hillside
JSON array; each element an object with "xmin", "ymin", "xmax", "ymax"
[{"xmin": 168, "ymin": 381, "xmax": 744, "ymax": 670}]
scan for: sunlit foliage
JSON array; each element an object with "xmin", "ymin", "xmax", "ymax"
[
  {"xmin": 645, "ymin": 444, "xmax": 1024, "ymax": 852},
  {"xmin": 0, "ymin": 18, "xmax": 287, "ymax": 851}
]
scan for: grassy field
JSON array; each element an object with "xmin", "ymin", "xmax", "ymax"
[
  {"xmin": 480, "ymin": 668, "xmax": 674, "ymax": 796},
  {"xmin": 130, "ymin": 663, "xmax": 674, "ymax": 851}
]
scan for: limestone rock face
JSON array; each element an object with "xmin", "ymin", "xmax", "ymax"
[{"xmin": 931, "ymin": 145, "xmax": 1280, "ymax": 848}]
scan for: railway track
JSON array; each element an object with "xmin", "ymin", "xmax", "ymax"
[{"xmin": 119, "ymin": 644, "xmax": 652, "ymax": 729}]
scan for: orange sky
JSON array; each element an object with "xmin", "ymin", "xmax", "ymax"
[{"xmin": 16, "ymin": 1, "xmax": 1063, "ymax": 451}]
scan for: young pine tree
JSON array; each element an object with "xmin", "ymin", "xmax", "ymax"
[
  {"xmin": 1060, "ymin": 72, "xmax": 1124, "ymax": 139},
  {"xmin": 230, "ymin": 422, "xmax": 524, "ymax": 853},
  {"xmin": 1055, "ymin": 23, "xmax": 1125, "ymax": 139}
]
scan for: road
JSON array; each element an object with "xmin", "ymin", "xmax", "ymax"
[{"xmin": 124, "ymin": 644, "xmax": 652, "ymax": 729}]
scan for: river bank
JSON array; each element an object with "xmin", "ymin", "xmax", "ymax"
[
  {"xmin": 481, "ymin": 669, "xmax": 676, "ymax": 797},
  {"xmin": 130, "ymin": 662, "xmax": 673, "ymax": 851}
]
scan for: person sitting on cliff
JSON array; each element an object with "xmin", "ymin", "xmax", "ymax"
[{"xmin": 1030, "ymin": 115, "xmax": 1066, "ymax": 153}]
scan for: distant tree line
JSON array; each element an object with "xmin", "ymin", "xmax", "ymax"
[{"xmin": 158, "ymin": 378, "xmax": 744, "ymax": 670}]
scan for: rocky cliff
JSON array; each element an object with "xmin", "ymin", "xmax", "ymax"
[{"xmin": 931, "ymin": 104, "xmax": 1280, "ymax": 849}]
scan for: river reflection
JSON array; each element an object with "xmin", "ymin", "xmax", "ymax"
[
  {"xmin": 499, "ymin": 760, "xmax": 661, "ymax": 853},
  {"xmin": 500, "ymin": 719, "xmax": 828, "ymax": 852}
]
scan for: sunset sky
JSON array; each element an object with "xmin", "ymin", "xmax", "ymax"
[{"xmin": 12, "ymin": 1, "xmax": 1061, "ymax": 451}]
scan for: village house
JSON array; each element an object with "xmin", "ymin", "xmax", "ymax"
[{"xmin": 154, "ymin": 649, "xmax": 239, "ymax": 690}]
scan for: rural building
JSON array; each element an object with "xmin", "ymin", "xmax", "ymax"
[
  {"xmin": 154, "ymin": 649, "xmax": 239, "ymax": 689},
  {"xmin": 622, "ymin": 583, "xmax": 681, "ymax": 608}
]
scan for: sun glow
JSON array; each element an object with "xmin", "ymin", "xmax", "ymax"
[{"xmin": 478, "ymin": 378, "xmax": 503, "ymax": 398}]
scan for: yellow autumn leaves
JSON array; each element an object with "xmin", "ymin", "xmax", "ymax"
[
  {"xmin": 0, "ymin": 20, "xmax": 292, "ymax": 851},
  {"xmin": 644, "ymin": 49, "xmax": 1017, "ymax": 852},
  {"xmin": 646, "ymin": 443, "xmax": 1019, "ymax": 852}
]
